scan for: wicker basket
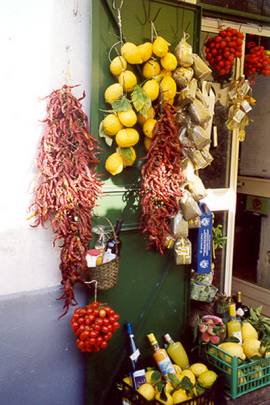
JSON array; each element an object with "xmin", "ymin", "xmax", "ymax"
[
  {"xmin": 83, "ymin": 217, "xmax": 120, "ymax": 290},
  {"xmin": 88, "ymin": 257, "xmax": 120, "ymax": 290}
]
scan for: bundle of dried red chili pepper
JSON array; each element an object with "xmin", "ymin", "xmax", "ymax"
[
  {"xmin": 29, "ymin": 85, "xmax": 102, "ymax": 316},
  {"xmin": 139, "ymin": 104, "xmax": 184, "ymax": 254}
]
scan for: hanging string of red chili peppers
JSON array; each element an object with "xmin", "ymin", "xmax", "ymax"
[
  {"xmin": 139, "ymin": 104, "xmax": 184, "ymax": 254},
  {"xmin": 29, "ymin": 85, "xmax": 103, "ymax": 316}
]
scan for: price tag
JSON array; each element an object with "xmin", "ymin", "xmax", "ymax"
[{"xmin": 130, "ymin": 348, "xmax": 140, "ymax": 362}]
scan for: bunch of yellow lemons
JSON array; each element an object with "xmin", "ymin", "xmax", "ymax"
[
  {"xmin": 101, "ymin": 36, "xmax": 178, "ymax": 176},
  {"xmin": 122, "ymin": 362, "xmax": 217, "ymax": 404}
]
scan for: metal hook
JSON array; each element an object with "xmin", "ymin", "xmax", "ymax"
[{"xmin": 112, "ymin": 0, "xmax": 123, "ymax": 10}]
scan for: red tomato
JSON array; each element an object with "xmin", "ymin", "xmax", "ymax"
[
  {"xmin": 99, "ymin": 309, "xmax": 106, "ymax": 318},
  {"xmin": 104, "ymin": 332, "xmax": 113, "ymax": 341},
  {"xmin": 89, "ymin": 330, "xmax": 98, "ymax": 338},
  {"xmin": 103, "ymin": 318, "xmax": 110, "ymax": 326},
  {"xmin": 97, "ymin": 336, "xmax": 103, "ymax": 344},
  {"xmin": 113, "ymin": 321, "xmax": 120, "ymax": 330},
  {"xmin": 114, "ymin": 314, "xmax": 120, "ymax": 321},
  {"xmin": 215, "ymin": 35, "xmax": 222, "ymax": 42},
  {"xmin": 100, "ymin": 341, "xmax": 108, "ymax": 350},
  {"xmin": 89, "ymin": 337, "xmax": 96, "ymax": 345},
  {"xmin": 102, "ymin": 326, "xmax": 109, "ymax": 334},
  {"xmin": 96, "ymin": 318, "xmax": 103, "ymax": 326},
  {"xmin": 80, "ymin": 331, "xmax": 90, "ymax": 341},
  {"xmin": 94, "ymin": 324, "xmax": 101, "ymax": 331}
]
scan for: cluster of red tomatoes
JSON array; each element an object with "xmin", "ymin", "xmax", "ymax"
[
  {"xmin": 244, "ymin": 42, "xmax": 270, "ymax": 78},
  {"xmin": 70, "ymin": 301, "xmax": 120, "ymax": 352},
  {"xmin": 205, "ymin": 27, "xmax": 244, "ymax": 77}
]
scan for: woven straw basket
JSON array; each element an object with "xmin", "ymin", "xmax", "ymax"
[{"xmin": 85, "ymin": 217, "xmax": 120, "ymax": 291}]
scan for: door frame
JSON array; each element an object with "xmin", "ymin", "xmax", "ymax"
[{"xmin": 201, "ymin": 17, "xmax": 270, "ymax": 297}]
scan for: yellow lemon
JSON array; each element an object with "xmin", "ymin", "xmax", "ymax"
[
  {"xmin": 160, "ymin": 76, "xmax": 177, "ymax": 101},
  {"xmin": 138, "ymin": 42, "xmax": 153, "ymax": 62},
  {"xmin": 144, "ymin": 137, "xmax": 152, "ymax": 151},
  {"xmin": 102, "ymin": 114, "xmax": 123, "ymax": 136},
  {"xmin": 137, "ymin": 383, "xmax": 155, "ymax": 401},
  {"xmin": 218, "ymin": 342, "xmax": 246, "ymax": 362},
  {"xmin": 189, "ymin": 363, "xmax": 208, "ymax": 378},
  {"xmin": 105, "ymin": 152, "xmax": 124, "ymax": 176},
  {"xmin": 118, "ymin": 70, "xmax": 137, "ymax": 92},
  {"xmin": 242, "ymin": 322, "xmax": 259, "ymax": 341},
  {"xmin": 118, "ymin": 109, "xmax": 137, "ymax": 127},
  {"xmin": 152, "ymin": 36, "xmax": 170, "ymax": 57},
  {"xmin": 197, "ymin": 370, "xmax": 217, "ymax": 389},
  {"xmin": 242, "ymin": 338, "xmax": 261, "ymax": 359},
  {"xmin": 116, "ymin": 128, "xmax": 140, "ymax": 147},
  {"xmin": 109, "ymin": 56, "xmax": 127, "ymax": 76},
  {"xmin": 121, "ymin": 42, "xmax": 142, "ymax": 64},
  {"xmin": 142, "ymin": 60, "xmax": 161, "ymax": 79},
  {"xmin": 137, "ymin": 106, "xmax": 155, "ymax": 126},
  {"xmin": 172, "ymin": 389, "xmax": 189, "ymax": 404},
  {"xmin": 143, "ymin": 118, "xmax": 157, "ymax": 139},
  {"xmin": 160, "ymin": 52, "xmax": 177, "ymax": 71},
  {"xmin": 117, "ymin": 146, "xmax": 136, "ymax": 167},
  {"xmin": 179, "ymin": 370, "xmax": 196, "ymax": 386},
  {"xmin": 155, "ymin": 391, "xmax": 173, "ymax": 405},
  {"xmin": 145, "ymin": 369, "xmax": 156, "ymax": 384},
  {"xmin": 165, "ymin": 382, "xmax": 174, "ymax": 395},
  {"xmin": 173, "ymin": 364, "xmax": 182, "ymax": 375},
  {"xmin": 122, "ymin": 376, "xmax": 132, "ymax": 387},
  {"xmin": 142, "ymin": 79, "xmax": 159, "ymax": 101},
  {"xmin": 104, "ymin": 83, "xmax": 123, "ymax": 104}
]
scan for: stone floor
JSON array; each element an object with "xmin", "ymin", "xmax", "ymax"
[{"xmin": 220, "ymin": 385, "xmax": 270, "ymax": 404}]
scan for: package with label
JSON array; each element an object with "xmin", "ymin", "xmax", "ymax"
[
  {"xmin": 192, "ymin": 53, "xmax": 212, "ymax": 80},
  {"xmin": 179, "ymin": 190, "xmax": 201, "ymax": 221},
  {"xmin": 177, "ymin": 79, "xmax": 198, "ymax": 107},
  {"xmin": 189, "ymin": 98, "xmax": 211, "ymax": 127},
  {"xmin": 174, "ymin": 236, "xmax": 192, "ymax": 265},
  {"xmin": 173, "ymin": 66, "xmax": 194, "ymax": 89},
  {"xmin": 175, "ymin": 33, "xmax": 193, "ymax": 67},
  {"xmin": 171, "ymin": 211, "xmax": 189, "ymax": 237},
  {"xmin": 188, "ymin": 125, "xmax": 210, "ymax": 150},
  {"xmin": 186, "ymin": 174, "xmax": 207, "ymax": 201}
]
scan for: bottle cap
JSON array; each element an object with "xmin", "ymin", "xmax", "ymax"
[
  {"xmin": 164, "ymin": 333, "xmax": 172, "ymax": 343},
  {"xmin": 147, "ymin": 333, "xmax": 157, "ymax": 346},
  {"xmin": 126, "ymin": 322, "xmax": 133, "ymax": 335}
]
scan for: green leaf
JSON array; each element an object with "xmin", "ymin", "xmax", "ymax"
[
  {"xmin": 131, "ymin": 85, "xmax": 151, "ymax": 115},
  {"xmin": 117, "ymin": 147, "xmax": 133, "ymax": 161},
  {"xmin": 195, "ymin": 384, "xmax": 205, "ymax": 396},
  {"xmin": 151, "ymin": 370, "xmax": 162, "ymax": 385},
  {"xmin": 167, "ymin": 373, "xmax": 181, "ymax": 389},
  {"xmin": 112, "ymin": 96, "xmax": 132, "ymax": 112},
  {"xmin": 160, "ymin": 386, "xmax": 168, "ymax": 402},
  {"xmin": 156, "ymin": 381, "xmax": 165, "ymax": 393},
  {"xmin": 179, "ymin": 376, "xmax": 193, "ymax": 392},
  {"xmin": 99, "ymin": 121, "xmax": 113, "ymax": 147},
  {"xmin": 224, "ymin": 336, "xmax": 241, "ymax": 343}
]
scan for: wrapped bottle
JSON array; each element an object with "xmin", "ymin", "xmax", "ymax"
[
  {"xmin": 227, "ymin": 303, "xmax": 242, "ymax": 344},
  {"xmin": 147, "ymin": 333, "xmax": 176, "ymax": 378},
  {"xmin": 125, "ymin": 323, "xmax": 146, "ymax": 389},
  {"xmin": 106, "ymin": 219, "xmax": 123, "ymax": 256},
  {"xmin": 164, "ymin": 334, "xmax": 190, "ymax": 370}
]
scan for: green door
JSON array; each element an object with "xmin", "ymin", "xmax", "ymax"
[{"xmin": 87, "ymin": 1, "xmax": 200, "ymax": 403}]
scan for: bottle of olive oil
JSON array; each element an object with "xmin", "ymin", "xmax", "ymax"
[{"xmin": 227, "ymin": 303, "xmax": 242, "ymax": 344}]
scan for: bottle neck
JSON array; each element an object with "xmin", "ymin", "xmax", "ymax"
[{"xmin": 237, "ymin": 291, "xmax": 242, "ymax": 304}]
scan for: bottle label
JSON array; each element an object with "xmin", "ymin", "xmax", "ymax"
[
  {"xmin": 130, "ymin": 348, "xmax": 140, "ymax": 362},
  {"xmin": 158, "ymin": 358, "xmax": 176, "ymax": 376},
  {"xmin": 232, "ymin": 331, "xmax": 242, "ymax": 344},
  {"xmin": 132, "ymin": 369, "xmax": 146, "ymax": 389}
]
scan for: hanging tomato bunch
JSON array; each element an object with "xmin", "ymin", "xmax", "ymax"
[
  {"xmin": 244, "ymin": 41, "xmax": 270, "ymax": 78},
  {"xmin": 70, "ymin": 301, "xmax": 120, "ymax": 352},
  {"xmin": 204, "ymin": 27, "xmax": 244, "ymax": 78}
]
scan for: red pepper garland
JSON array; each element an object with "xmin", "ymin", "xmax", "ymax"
[
  {"xmin": 139, "ymin": 104, "xmax": 184, "ymax": 254},
  {"xmin": 29, "ymin": 85, "xmax": 103, "ymax": 316}
]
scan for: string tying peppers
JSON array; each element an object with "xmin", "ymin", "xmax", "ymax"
[
  {"xmin": 29, "ymin": 85, "xmax": 103, "ymax": 316},
  {"xmin": 139, "ymin": 104, "xmax": 184, "ymax": 254}
]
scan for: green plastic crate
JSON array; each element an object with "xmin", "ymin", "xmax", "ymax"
[{"xmin": 205, "ymin": 343, "xmax": 270, "ymax": 399}]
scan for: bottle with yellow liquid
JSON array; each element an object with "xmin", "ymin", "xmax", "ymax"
[
  {"xmin": 227, "ymin": 303, "xmax": 242, "ymax": 344},
  {"xmin": 164, "ymin": 334, "xmax": 190, "ymax": 370},
  {"xmin": 147, "ymin": 333, "xmax": 176, "ymax": 378}
]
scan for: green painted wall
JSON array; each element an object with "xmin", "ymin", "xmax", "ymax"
[{"xmin": 87, "ymin": 1, "xmax": 200, "ymax": 403}]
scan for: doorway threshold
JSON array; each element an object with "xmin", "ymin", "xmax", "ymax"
[{"xmin": 232, "ymin": 277, "xmax": 270, "ymax": 316}]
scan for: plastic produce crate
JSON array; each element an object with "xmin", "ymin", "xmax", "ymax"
[
  {"xmin": 118, "ymin": 380, "xmax": 218, "ymax": 404},
  {"xmin": 205, "ymin": 343, "xmax": 270, "ymax": 399}
]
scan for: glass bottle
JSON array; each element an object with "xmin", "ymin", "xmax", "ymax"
[
  {"xmin": 227, "ymin": 303, "xmax": 242, "ymax": 344},
  {"xmin": 164, "ymin": 334, "xmax": 190, "ymax": 370},
  {"xmin": 147, "ymin": 333, "xmax": 176, "ymax": 378},
  {"xmin": 235, "ymin": 291, "xmax": 250, "ymax": 319},
  {"xmin": 125, "ymin": 322, "xmax": 146, "ymax": 389}
]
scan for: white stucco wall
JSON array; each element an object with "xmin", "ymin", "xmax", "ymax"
[{"xmin": 0, "ymin": 0, "xmax": 91, "ymax": 295}]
